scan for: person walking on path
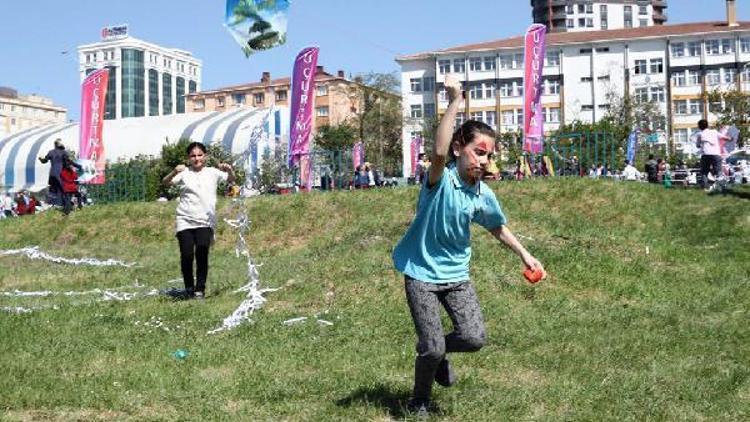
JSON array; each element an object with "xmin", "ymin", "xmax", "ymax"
[
  {"xmin": 392, "ymin": 75, "xmax": 546, "ymax": 417},
  {"xmin": 163, "ymin": 142, "xmax": 235, "ymax": 300}
]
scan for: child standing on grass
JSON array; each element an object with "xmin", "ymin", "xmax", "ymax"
[
  {"xmin": 162, "ymin": 142, "xmax": 235, "ymax": 300},
  {"xmin": 392, "ymin": 75, "xmax": 547, "ymax": 416}
]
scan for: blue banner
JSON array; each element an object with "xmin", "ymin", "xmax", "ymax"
[
  {"xmin": 626, "ymin": 130, "xmax": 639, "ymax": 164},
  {"xmin": 224, "ymin": 0, "xmax": 289, "ymax": 58}
]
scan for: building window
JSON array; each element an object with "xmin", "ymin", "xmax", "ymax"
[
  {"xmin": 742, "ymin": 38, "xmax": 750, "ymax": 53},
  {"xmin": 567, "ymin": 19, "xmax": 574, "ymax": 29},
  {"xmin": 672, "ymin": 71, "xmax": 686, "ymax": 87},
  {"xmin": 721, "ymin": 39, "xmax": 734, "ymax": 54},
  {"xmin": 545, "ymin": 79, "xmax": 560, "ymax": 95},
  {"xmin": 484, "ymin": 82, "xmax": 496, "ymax": 99},
  {"xmin": 469, "ymin": 84, "xmax": 483, "ymax": 100},
  {"xmin": 515, "ymin": 83, "xmax": 524, "ymax": 97},
  {"xmin": 233, "ymin": 93, "xmax": 246, "ymax": 105},
  {"xmin": 597, "ymin": 75, "xmax": 610, "ymax": 82},
  {"xmin": 546, "ymin": 107, "xmax": 560, "ymax": 123},
  {"xmin": 485, "ymin": 111, "xmax": 496, "ymax": 127},
  {"xmin": 471, "ymin": 111, "xmax": 483, "ymax": 122},
  {"xmin": 596, "ymin": 47, "xmax": 610, "ymax": 53},
  {"xmin": 674, "ymin": 128, "xmax": 689, "ymax": 146},
  {"xmin": 316, "ymin": 85, "xmax": 328, "ymax": 96},
  {"xmin": 188, "ymin": 80, "xmax": 197, "ymax": 94},
  {"xmin": 545, "ymin": 51, "xmax": 560, "ymax": 67},
  {"xmin": 566, "ymin": 4, "xmax": 573, "ymax": 14},
  {"xmin": 148, "ymin": 69, "xmax": 159, "ymax": 116},
  {"xmin": 634, "ymin": 60, "xmax": 647, "ymax": 75},
  {"xmin": 586, "ymin": 3, "xmax": 593, "ymax": 13},
  {"xmin": 706, "ymin": 40, "xmax": 720, "ymax": 55},
  {"xmin": 578, "ymin": 4, "xmax": 585, "ymax": 13},
  {"xmin": 586, "ymin": 18, "xmax": 594, "ymax": 27},
  {"xmin": 410, "ymin": 78, "xmax": 422, "ymax": 92},
  {"xmin": 687, "ymin": 70, "xmax": 701, "ymax": 85},
  {"xmin": 502, "ymin": 110, "xmax": 514, "ymax": 126},
  {"xmin": 438, "ymin": 86, "xmax": 447, "ymax": 101},
  {"xmin": 514, "ymin": 53, "xmax": 524, "ymax": 68},
  {"xmin": 742, "ymin": 67, "xmax": 750, "ymax": 82},
  {"xmin": 176, "ymin": 77, "xmax": 185, "ymax": 114},
  {"xmin": 455, "ymin": 112, "xmax": 465, "ymax": 127},
  {"xmin": 216, "ymin": 96, "xmax": 225, "ymax": 107},
  {"xmin": 578, "ymin": 18, "xmax": 586, "ymax": 27},
  {"xmin": 453, "ymin": 59, "xmax": 465, "ymax": 73},
  {"xmin": 423, "ymin": 77, "xmax": 435, "ymax": 92},
  {"xmin": 579, "ymin": 48, "xmax": 592, "ymax": 54},
  {"xmin": 469, "ymin": 57, "xmax": 483, "ymax": 72},
  {"xmin": 410, "ymin": 104, "xmax": 422, "ymax": 119},
  {"xmin": 483, "ymin": 56, "xmax": 496, "ymax": 71},
  {"xmin": 671, "ymin": 43, "xmax": 685, "ymax": 57},
  {"xmin": 581, "ymin": 104, "xmax": 594, "ymax": 111},
  {"xmin": 162, "ymin": 73, "xmax": 172, "ymax": 115},
  {"xmin": 317, "ymin": 106, "xmax": 329, "ymax": 117},
  {"xmin": 581, "ymin": 76, "xmax": 593, "ymax": 83},
  {"xmin": 639, "ymin": 5, "xmax": 648, "ymax": 15},
  {"xmin": 650, "ymin": 87, "xmax": 665, "ymax": 103},
  {"xmin": 634, "ymin": 88, "xmax": 649, "ymax": 103},
  {"xmin": 687, "ymin": 41, "xmax": 701, "ymax": 57},
  {"xmin": 706, "ymin": 69, "xmax": 721, "ymax": 86},
  {"xmin": 121, "ymin": 48, "xmax": 145, "ymax": 118},
  {"xmin": 649, "ymin": 58, "xmax": 664, "ymax": 74},
  {"xmin": 275, "ymin": 90, "xmax": 288, "ymax": 101},
  {"xmin": 194, "ymin": 99, "xmax": 205, "ymax": 109},
  {"xmin": 439, "ymin": 60, "xmax": 451, "ymax": 74},
  {"xmin": 424, "ymin": 103, "xmax": 436, "ymax": 118},
  {"xmin": 639, "ymin": 19, "xmax": 647, "ymax": 27},
  {"xmin": 688, "ymin": 99, "xmax": 703, "ymax": 115},
  {"xmin": 254, "ymin": 93, "xmax": 264, "ymax": 105},
  {"xmin": 499, "ymin": 82, "xmax": 513, "ymax": 97},
  {"xmin": 624, "ymin": 5, "xmax": 633, "ymax": 28},
  {"xmin": 601, "ymin": 18, "xmax": 608, "ymax": 30},
  {"xmin": 724, "ymin": 68, "xmax": 737, "ymax": 84},
  {"xmin": 499, "ymin": 54, "xmax": 513, "ymax": 69}
]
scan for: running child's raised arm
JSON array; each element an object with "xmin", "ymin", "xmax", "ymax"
[{"xmin": 429, "ymin": 75, "xmax": 463, "ymax": 187}]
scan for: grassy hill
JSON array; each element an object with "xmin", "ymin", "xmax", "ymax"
[{"xmin": 1, "ymin": 179, "xmax": 749, "ymax": 421}]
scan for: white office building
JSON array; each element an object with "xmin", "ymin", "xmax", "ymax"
[
  {"xmin": 78, "ymin": 26, "xmax": 202, "ymax": 120},
  {"xmin": 398, "ymin": 8, "xmax": 749, "ymax": 176},
  {"xmin": 532, "ymin": 0, "xmax": 668, "ymax": 32}
]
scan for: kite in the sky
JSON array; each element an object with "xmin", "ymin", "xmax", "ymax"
[{"xmin": 224, "ymin": 0, "xmax": 290, "ymax": 57}]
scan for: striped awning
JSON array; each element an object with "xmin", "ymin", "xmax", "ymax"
[{"xmin": 0, "ymin": 107, "xmax": 288, "ymax": 192}]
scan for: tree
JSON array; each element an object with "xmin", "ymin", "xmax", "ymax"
[
  {"xmin": 707, "ymin": 88, "xmax": 749, "ymax": 148},
  {"xmin": 314, "ymin": 123, "xmax": 358, "ymax": 151},
  {"xmin": 344, "ymin": 72, "xmax": 403, "ymax": 175}
]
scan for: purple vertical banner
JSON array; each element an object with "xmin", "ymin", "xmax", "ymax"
[
  {"xmin": 410, "ymin": 137, "xmax": 421, "ymax": 177},
  {"xmin": 523, "ymin": 24, "xmax": 547, "ymax": 154},
  {"xmin": 288, "ymin": 46, "xmax": 319, "ymax": 167},
  {"xmin": 352, "ymin": 141, "xmax": 364, "ymax": 170}
]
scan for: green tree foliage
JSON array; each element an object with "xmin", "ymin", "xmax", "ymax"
[
  {"xmin": 707, "ymin": 88, "xmax": 749, "ymax": 148},
  {"xmin": 251, "ymin": 144, "xmax": 291, "ymax": 193},
  {"xmin": 347, "ymin": 72, "xmax": 403, "ymax": 176},
  {"xmin": 314, "ymin": 124, "xmax": 358, "ymax": 151}
]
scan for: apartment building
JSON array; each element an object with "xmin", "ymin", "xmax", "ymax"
[
  {"xmin": 0, "ymin": 87, "xmax": 67, "ymax": 138},
  {"xmin": 398, "ymin": 15, "xmax": 750, "ymax": 175},
  {"xmin": 78, "ymin": 25, "xmax": 202, "ymax": 120},
  {"xmin": 186, "ymin": 67, "xmax": 392, "ymax": 133},
  {"xmin": 532, "ymin": 0, "xmax": 667, "ymax": 32}
]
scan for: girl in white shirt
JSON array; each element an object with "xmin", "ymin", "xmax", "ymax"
[{"xmin": 162, "ymin": 142, "xmax": 235, "ymax": 299}]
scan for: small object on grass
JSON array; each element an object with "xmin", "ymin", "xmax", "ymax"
[
  {"xmin": 523, "ymin": 268, "xmax": 544, "ymax": 284},
  {"xmin": 172, "ymin": 349, "xmax": 189, "ymax": 360}
]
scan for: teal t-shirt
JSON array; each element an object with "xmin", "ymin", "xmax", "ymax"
[{"xmin": 392, "ymin": 165, "xmax": 507, "ymax": 283}]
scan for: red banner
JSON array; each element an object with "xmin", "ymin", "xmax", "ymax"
[{"xmin": 79, "ymin": 69, "xmax": 109, "ymax": 184}]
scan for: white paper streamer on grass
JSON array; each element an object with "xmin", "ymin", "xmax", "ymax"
[
  {"xmin": 208, "ymin": 199, "xmax": 278, "ymax": 335},
  {"xmin": 0, "ymin": 246, "xmax": 136, "ymax": 267}
]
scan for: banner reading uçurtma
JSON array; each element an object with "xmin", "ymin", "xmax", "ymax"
[
  {"xmin": 410, "ymin": 137, "xmax": 421, "ymax": 177},
  {"xmin": 288, "ymin": 46, "xmax": 319, "ymax": 167},
  {"xmin": 352, "ymin": 141, "xmax": 364, "ymax": 170},
  {"xmin": 79, "ymin": 68, "xmax": 109, "ymax": 184},
  {"xmin": 224, "ymin": 0, "xmax": 289, "ymax": 58},
  {"xmin": 523, "ymin": 24, "xmax": 547, "ymax": 154}
]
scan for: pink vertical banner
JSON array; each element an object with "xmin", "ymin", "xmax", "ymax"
[
  {"xmin": 288, "ymin": 46, "xmax": 319, "ymax": 167},
  {"xmin": 352, "ymin": 141, "xmax": 364, "ymax": 170},
  {"xmin": 79, "ymin": 68, "xmax": 109, "ymax": 184},
  {"xmin": 410, "ymin": 137, "xmax": 422, "ymax": 177},
  {"xmin": 523, "ymin": 24, "xmax": 547, "ymax": 154},
  {"xmin": 299, "ymin": 154, "xmax": 314, "ymax": 191}
]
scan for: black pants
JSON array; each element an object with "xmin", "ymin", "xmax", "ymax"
[
  {"xmin": 62, "ymin": 192, "xmax": 73, "ymax": 215},
  {"xmin": 176, "ymin": 227, "xmax": 213, "ymax": 293},
  {"xmin": 700, "ymin": 155, "xmax": 722, "ymax": 187}
]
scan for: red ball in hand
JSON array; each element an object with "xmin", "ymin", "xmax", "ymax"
[{"xmin": 523, "ymin": 268, "xmax": 544, "ymax": 284}]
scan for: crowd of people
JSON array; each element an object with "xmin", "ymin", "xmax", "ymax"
[{"xmin": 0, "ymin": 191, "xmax": 43, "ymax": 219}]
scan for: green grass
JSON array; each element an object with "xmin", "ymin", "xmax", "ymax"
[{"xmin": 1, "ymin": 179, "xmax": 749, "ymax": 421}]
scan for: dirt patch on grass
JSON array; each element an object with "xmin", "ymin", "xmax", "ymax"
[{"xmin": 4, "ymin": 409, "xmax": 126, "ymax": 421}]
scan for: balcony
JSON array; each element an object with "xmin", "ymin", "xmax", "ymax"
[
  {"xmin": 653, "ymin": 12, "xmax": 668, "ymax": 22},
  {"xmin": 652, "ymin": 0, "xmax": 667, "ymax": 8}
]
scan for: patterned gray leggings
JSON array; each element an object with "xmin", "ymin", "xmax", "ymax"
[{"xmin": 405, "ymin": 276, "xmax": 486, "ymax": 400}]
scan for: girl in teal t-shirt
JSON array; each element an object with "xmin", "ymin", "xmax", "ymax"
[{"xmin": 393, "ymin": 75, "xmax": 547, "ymax": 416}]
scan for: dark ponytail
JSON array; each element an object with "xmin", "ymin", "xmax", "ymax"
[{"xmin": 448, "ymin": 120, "xmax": 495, "ymax": 162}]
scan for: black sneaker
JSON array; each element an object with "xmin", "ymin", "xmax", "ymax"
[
  {"xmin": 435, "ymin": 358, "xmax": 456, "ymax": 387},
  {"xmin": 163, "ymin": 288, "xmax": 194, "ymax": 300},
  {"xmin": 406, "ymin": 398, "xmax": 430, "ymax": 418}
]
